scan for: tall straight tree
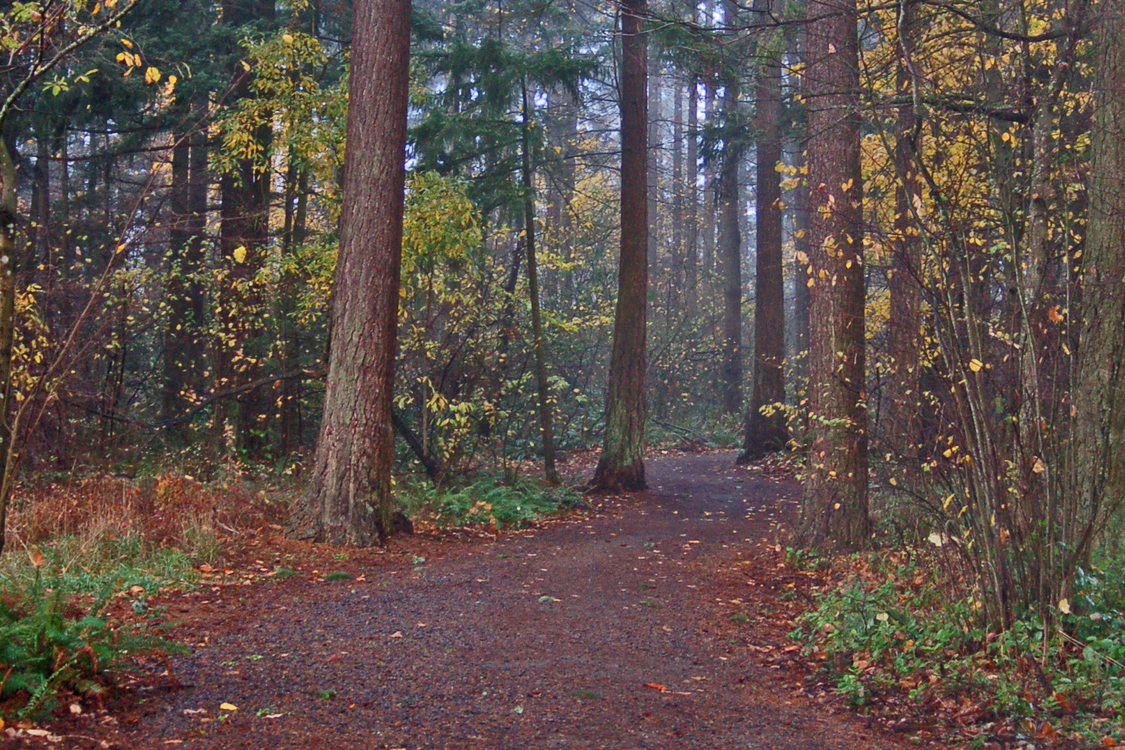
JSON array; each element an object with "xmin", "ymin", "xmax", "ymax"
[
  {"xmin": 885, "ymin": 0, "xmax": 923, "ymax": 465},
  {"xmin": 594, "ymin": 0, "xmax": 648, "ymax": 491},
  {"xmin": 799, "ymin": 0, "xmax": 871, "ymax": 550},
  {"xmin": 1071, "ymin": 0, "xmax": 1125, "ymax": 570},
  {"xmin": 216, "ymin": 0, "xmax": 274, "ymax": 457},
  {"xmin": 295, "ymin": 0, "xmax": 411, "ymax": 545},
  {"xmin": 740, "ymin": 0, "xmax": 787, "ymax": 461},
  {"xmin": 520, "ymin": 79, "xmax": 560, "ymax": 485},
  {"xmin": 716, "ymin": 0, "xmax": 743, "ymax": 416}
]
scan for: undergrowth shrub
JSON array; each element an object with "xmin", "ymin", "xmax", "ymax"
[
  {"xmin": 0, "ymin": 562, "xmax": 184, "ymax": 719},
  {"xmin": 791, "ymin": 553, "xmax": 1125, "ymax": 744},
  {"xmin": 403, "ymin": 474, "xmax": 583, "ymax": 529}
]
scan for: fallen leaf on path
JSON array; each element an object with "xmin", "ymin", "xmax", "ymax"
[
  {"xmin": 644, "ymin": 682, "xmax": 668, "ymax": 692},
  {"xmin": 219, "ymin": 703, "xmax": 238, "ymax": 712},
  {"xmin": 390, "ymin": 631, "xmax": 404, "ymax": 638}
]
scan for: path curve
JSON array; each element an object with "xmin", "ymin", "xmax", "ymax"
[{"xmin": 70, "ymin": 452, "xmax": 902, "ymax": 749}]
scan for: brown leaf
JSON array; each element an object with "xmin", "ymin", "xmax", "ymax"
[{"xmin": 643, "ymin": 682, "xmax": 668, "ymax": 692}]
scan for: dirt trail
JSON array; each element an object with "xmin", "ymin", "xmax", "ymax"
[{"xmin": 34, "ymin": 452, "xmax": 905, "ymax": 749}]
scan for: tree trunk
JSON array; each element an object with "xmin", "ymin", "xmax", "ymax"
[
  {"xmin": 216, "ymin": 0, "xmax": 273, "ymax": 458},
  {"xmin": 671, "ymin": 77, "xmax": 684, "ymax": 308},
  {"xmin": 647, "ymin": 60, "xmax": 662, "ymax": 271},
  {"xmin": 885, "ymin": 0, "xmax": 923, "ymax": 465},
  {"xmin": 295, "ymin": 0, "xmax": 412, "ymax": 546},
  {"xmin": 1071, "ymin": 0, "xmax": 1125, "ymax": 577},
  {"xmin": 0, "ymin": 144, "xmax": 17, "ymax": 557},
  {"xmin": 686, "ymin": 39, "xmax": 700, "ymax": 312},
  {"xmin": 278, "ymin": 163, "xmax": 308, "ymax": 455},
  {"xmin": 741, "ymin": 0, "xmax": 787, "ymax": 461},
  {"xmin": 522, "ymin": 80, "xmax": 560, "ymax": 484},
  {"xmin": 798, "ymin": 0, "xmax": 871, "ymax": 551},
  {"xmin": 593, "ymin": 0, "xmax": 648, "ymax": 492},
  {"xmin": 717, "ymin": 0, "xmax": 742, "ymax": 416},
  {"xmin": 162, "ymin": 134, "xmax": 193, "ymax": 431},
  {"xmin": 31, "ymin": 133, "xmax": 49, "ymax": 274}
]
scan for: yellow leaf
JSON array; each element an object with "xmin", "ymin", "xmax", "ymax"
[
  {"xmin": 968, "ymin": 358, "xmax": 983, "ymax": 372},
  {"xmin": 233, "ymin": 245, "xmax": 248, "ymax": 264},
  {"xmin": 120, "ymin": 37, "xmax": 131, "ymax": 49},
  {"xmin": 1032, "ymin": 456, "xmax": 1047, "ymax": 474},
  {"xmin": 1058, "ymin": 598, "xmax": 1070, "ymax": 614},
  {"xmin": 144, "ymin": 66, "xmax": 161, "ymax": 84},
  {"xmin": 219, "ymin": 702, "xmax": 238, "ymax": 712},
  {"xmin": 282, "ymin": 33, "xmax": 294, "ymax": 44}
]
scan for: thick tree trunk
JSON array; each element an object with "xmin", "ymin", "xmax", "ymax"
[
  {"xmin": 741, "ymin": 0, "xmax": 787, "ymax": 461},
  {"xmin": 295, "ymin": 0, "xmax": 412, "ymax": 546},
  {"xmin": 522, "ymin": 81, "xmax": 560, "ymax": 484},
  {"xmin": 798, "ymin": 0, "xmax": 871, "ymax": 551},
  {"xmin": 593, "ymin": 0, "xmax": 648, "ymax": 492},
  {"xmin": 1071, "ymin": 0, "xmax": 1125, "ymax": 574}
]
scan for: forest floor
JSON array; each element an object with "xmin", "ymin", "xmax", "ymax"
[{"xmin": 8, "ymin": 451, "xmax": 916, "ymax": 749}]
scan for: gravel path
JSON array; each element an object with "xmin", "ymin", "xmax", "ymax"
[{"xmin": 25, "ymin": 452, "xmax": 905, "ymax": 749}]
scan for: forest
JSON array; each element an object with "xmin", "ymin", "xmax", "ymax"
[{"xmin": 0, "ymin": 0, "xmax": 1123, "ymax": 746}]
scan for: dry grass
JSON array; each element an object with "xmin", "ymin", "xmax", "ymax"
[{"xmin": 4, "ymin": 473, "xmax": 289, "ymax": 575}]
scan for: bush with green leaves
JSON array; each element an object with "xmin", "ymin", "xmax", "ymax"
[
  {"xmin": 791, "ymin": 554, "xmax": 1125, "ymax": 741},
  {"xmin": 0, "ymin": 562, "xmax": 183, "ymax": 719},
  {"xmin": 404, "ymin": 474, "xmax": 583, "ymax": 530}
]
